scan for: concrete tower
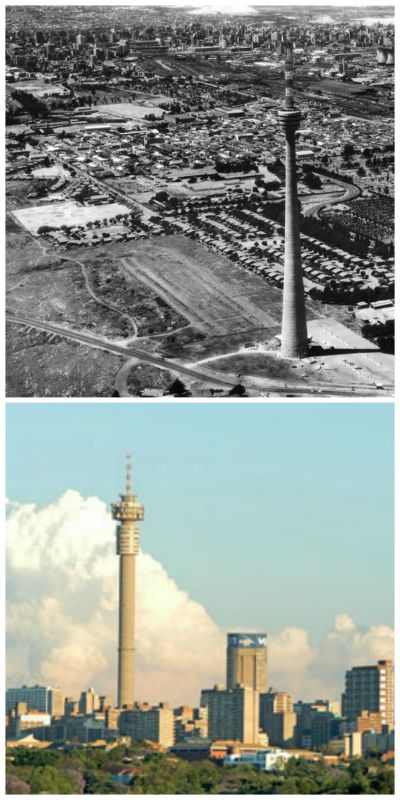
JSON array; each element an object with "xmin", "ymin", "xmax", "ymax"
[
  {"xmin": 278, "ymin": 41, "xmax": 309, "ymax": 358},
  {"xmin": 112, "ymin": 455, "xmax": 144, "ymax": 708}
]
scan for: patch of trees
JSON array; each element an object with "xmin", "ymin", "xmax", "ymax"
[
  {"xmin": 310, "ymin": 164, "xmax": 354, "ymax": 184},
  {"xmin": 12, "ymin": 90, "xmax": 49, "ymax": 118},
  {"xmin": 302, "ymin": 171, "xmax": 322, "ymax": 190},
  {"xmin": 301, "ymin": 213, "xmax": 371, "ymax": 257},
  {"xmin": 308, "ymin": 281, "xmax": 394, "ymax": 306},
  {"xmin": 37, "ymin": 225, "xmax": 60, "ymax": 234},
  {"xmin": 342, "ymin": 143, "xmax": 356, "ymax": 160},
  {"xmin": 6, "ymin": 748, "xmax": 394, "ymax": 795},
  {"xmin": 361, "ymin": 318, "xmax": 394, "ymax": 354},
  {"xmin": 215, "ymin": 156, "xmax": 258, "ymax": 174},
  {"xmin": 166, "ymin": 378, "xmax": 192, "ymax": 397}
]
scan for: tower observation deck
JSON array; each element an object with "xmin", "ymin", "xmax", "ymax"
[
  {"xmin": 112, "ymin": 455, "xmax": 144, "ymax": 708},
  {"xmin": 278, "ymin": 40, "xmax": 309, "ymax": 359}
]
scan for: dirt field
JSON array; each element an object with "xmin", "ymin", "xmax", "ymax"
[
  {"xmin": 120, "ymin": 235, "xmax": 297, "ymax": 338},
  {"xmin": 12, "ymin": 200, "xmax": 130, "ymax": 234},
  {"xmin": 96, "ymin": 102, "xmax": 164, "ymax": 120}
]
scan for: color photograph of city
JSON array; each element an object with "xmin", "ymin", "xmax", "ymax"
[
  {"xmin": 5, "ymin": 1, "xmax": 395, "ymax": 399},
  {"xmin": 5, "ymin": 402, "xmax": 394, "ymax": 794}
]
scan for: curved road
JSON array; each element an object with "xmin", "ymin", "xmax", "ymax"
[
  {"xmin": 7, "ymin": 311, "xmax": 235, "ymax": 389},
  {"xmin": 7, "ymin": 311, "xmax": 391, "ymax": 396},
  {"xmin": 301, "ymin": 179, "xmax": 360, "ymax": 219},
  {"xmin": 60, "ymin": 256, "xmax": 139, "ymax": 339}
]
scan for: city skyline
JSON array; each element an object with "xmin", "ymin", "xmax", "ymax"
[{"xmin": 6, "ymin": 403, "xmax": 393, "ymax": 705}]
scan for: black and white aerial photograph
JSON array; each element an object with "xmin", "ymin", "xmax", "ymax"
[{"xmin": 5, "ymin": 1, "xmax": 395, "ymax": 398}]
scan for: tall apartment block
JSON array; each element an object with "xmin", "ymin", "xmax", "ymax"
[
  {"xmin": 278, "ymin": 40, "xmax": 309, "ymax": 358},
  {"xmin": 174, "ymin": 706, "xmax": 208, "ymax": 741},
  {"xmin": 200, "ymin": 684, "xmax": 260, "ymax": 743},
  {"xmin": 5, "ymin": 685, "xmax": 64, "ymax": 717},
  {"xmin": 226, "ymin": 633, "xmax": 268, "ymax": 692},
  {"xmin": 112, "ymin": 455, "xmax": 144, "ymax": 708},
  {"xmin": 259, "ymin": 689, "xmax": 296, "ymax": 746},
  {"xmin": 341, "ymin": 660, "xmax": 394, "ymax": 730},
  {"xmin": 78, "ymin": 687, "xmax": 100, "ymax": 715},
  {"xmin": 119, "ymin": 702, "xmax": 174, "ymax": 748}
]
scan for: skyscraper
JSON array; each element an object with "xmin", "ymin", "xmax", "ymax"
[
  {"xmin": 226, "ymin": 633, "xmax": 268, "ymax": 692},
  {"xmin": 112, "ymin": 455, "xmax": 144, "ymax": 708},
  {"xmin": 278, "ymin": 41, "xmax": 309, "ymax": 358},
  {"xmin": 341, "ymin": 660, "xmax": 394, "ymax": 730}
]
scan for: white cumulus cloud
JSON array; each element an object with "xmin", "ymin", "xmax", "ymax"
[
  {"xmin": 6, "ymin": 492, "xmax": 224, "ymax": 705},
  {"xmin": 6, "ymin": 493, "xmax": 393, "ymax": 706}
]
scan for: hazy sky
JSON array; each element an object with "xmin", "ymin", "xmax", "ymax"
[{"xmin": 7, "ymin": 402, "xmax": 394, "ymax": 642}]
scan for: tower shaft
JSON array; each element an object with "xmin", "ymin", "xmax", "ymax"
[
  {"xmin": 118, "ymin": 554, "xmax": 136, "ymax": 708},
  {"xmin": 112, "ymin": 455, "xmax": 144, "ymax": 709},
  {"xmin": 278, "ymin": 41, "xmax": 308, "ymax": 359},
  {"xmin": 280, "ymin": 114, "xmax": 308, "ymax": 357}
]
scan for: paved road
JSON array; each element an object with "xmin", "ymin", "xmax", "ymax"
[
  {"xmin": 7, "ymin": 311, "xmax": 235, "ymax": 389},
  {"xmin": 7, "ymin": 311, "xmax": 390, "ymax": 396},
  {"xmin": 301, "ymin": 179, "xmax": 360, "ymax": 219},
  {"xmin": 53, "ymin": 154, "xmax": 152, "ymax": 219}
]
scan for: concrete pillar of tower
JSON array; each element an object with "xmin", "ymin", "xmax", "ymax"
[
  {"xmin": 279, "ymin": 110, "xmax": 309, "ymax": 359},
  {"xmin": 118, "ymin": 553, "xmax": 136, "ymax": 708},
  {"xmin": 112, "ymin": 455, "xmax": 144, "ymax": 710}
]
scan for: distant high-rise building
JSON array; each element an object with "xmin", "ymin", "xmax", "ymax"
[
  {"xmin": 226, "ymin": 633, "xmax": 268, "ymax": 693},
  {"xmin": 278, "ymin": 40, "xmax": 309, "ymax": 358},
  {"xmin": 200, "ymin": 684, "xmax": 260, "ymax": 743},
  {"xmin": 112, "ymin": 455, "xmax": 144, "ymax": 708},
  {"xmin": 6, "ymin": 685, "xmax": 64, "ymax": 717},
  {"xmin": 174, "ymin": 706, "xmax": 208, "ymax": 741},
  {"xmin": 260, "ymin": 690, "xmax": 296, "ymax": 746},
  {"xmin": 78, "ymin": 687, "xmax": 99, "ymax": 715},
  {"xmin": 99, "ymin": 695, "xmax": 114, "ymax": 712},
  {"xmin": 294, "ymin": 699, "xmax": 342, "ymax": 749},
  {"xmin": 64, "ymin": 697, "xmax": 79, "ymax": 716},
  {"xmin": 119, "ymin": 702, "xmax": 174, "ymax": 747},
  {"xmin": 341, "ymin": 660, "xmax": 394, "ymax": 730}
]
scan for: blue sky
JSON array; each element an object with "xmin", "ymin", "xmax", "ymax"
[{"xmin": 6, "ymin": 402, "xmax": 394, "ymax": 642}]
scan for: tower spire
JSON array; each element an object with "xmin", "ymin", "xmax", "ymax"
[
  {"xmin": 125, "ymin": 453, "xmax": 132, "ymax": 495},
  {"xmin": 284, "ymin": 39, "xmax": 295, "ymax": 110}
]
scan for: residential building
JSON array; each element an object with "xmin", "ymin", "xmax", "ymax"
[
  {"xmin": 6, "ymin": 685, "xmax": 64, "ymax": 717},
  {"xmin": 174, "ymin": 705, "xmax": 208, "ymax": 741},
  {"xmin": 342, "ymin": 660, "xmax": 394, "ymax": 730},
  {"xmin": 295, "ymin": 700, "xmax": 343, "ymax": 749},
  {"xmin": 119, "ymin": 702, "xmax": 174, "ymax": 747},
  {"xmin": 259, "ymin": 690, "xmax": 296, "ymax": 746},
  {"xmin": 200, "ymin": 684, "xmax": 260, "ymax": 743},
  {"xmin": 78, "ymin": 687, "xmax": 100, "ymax": 715}
]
